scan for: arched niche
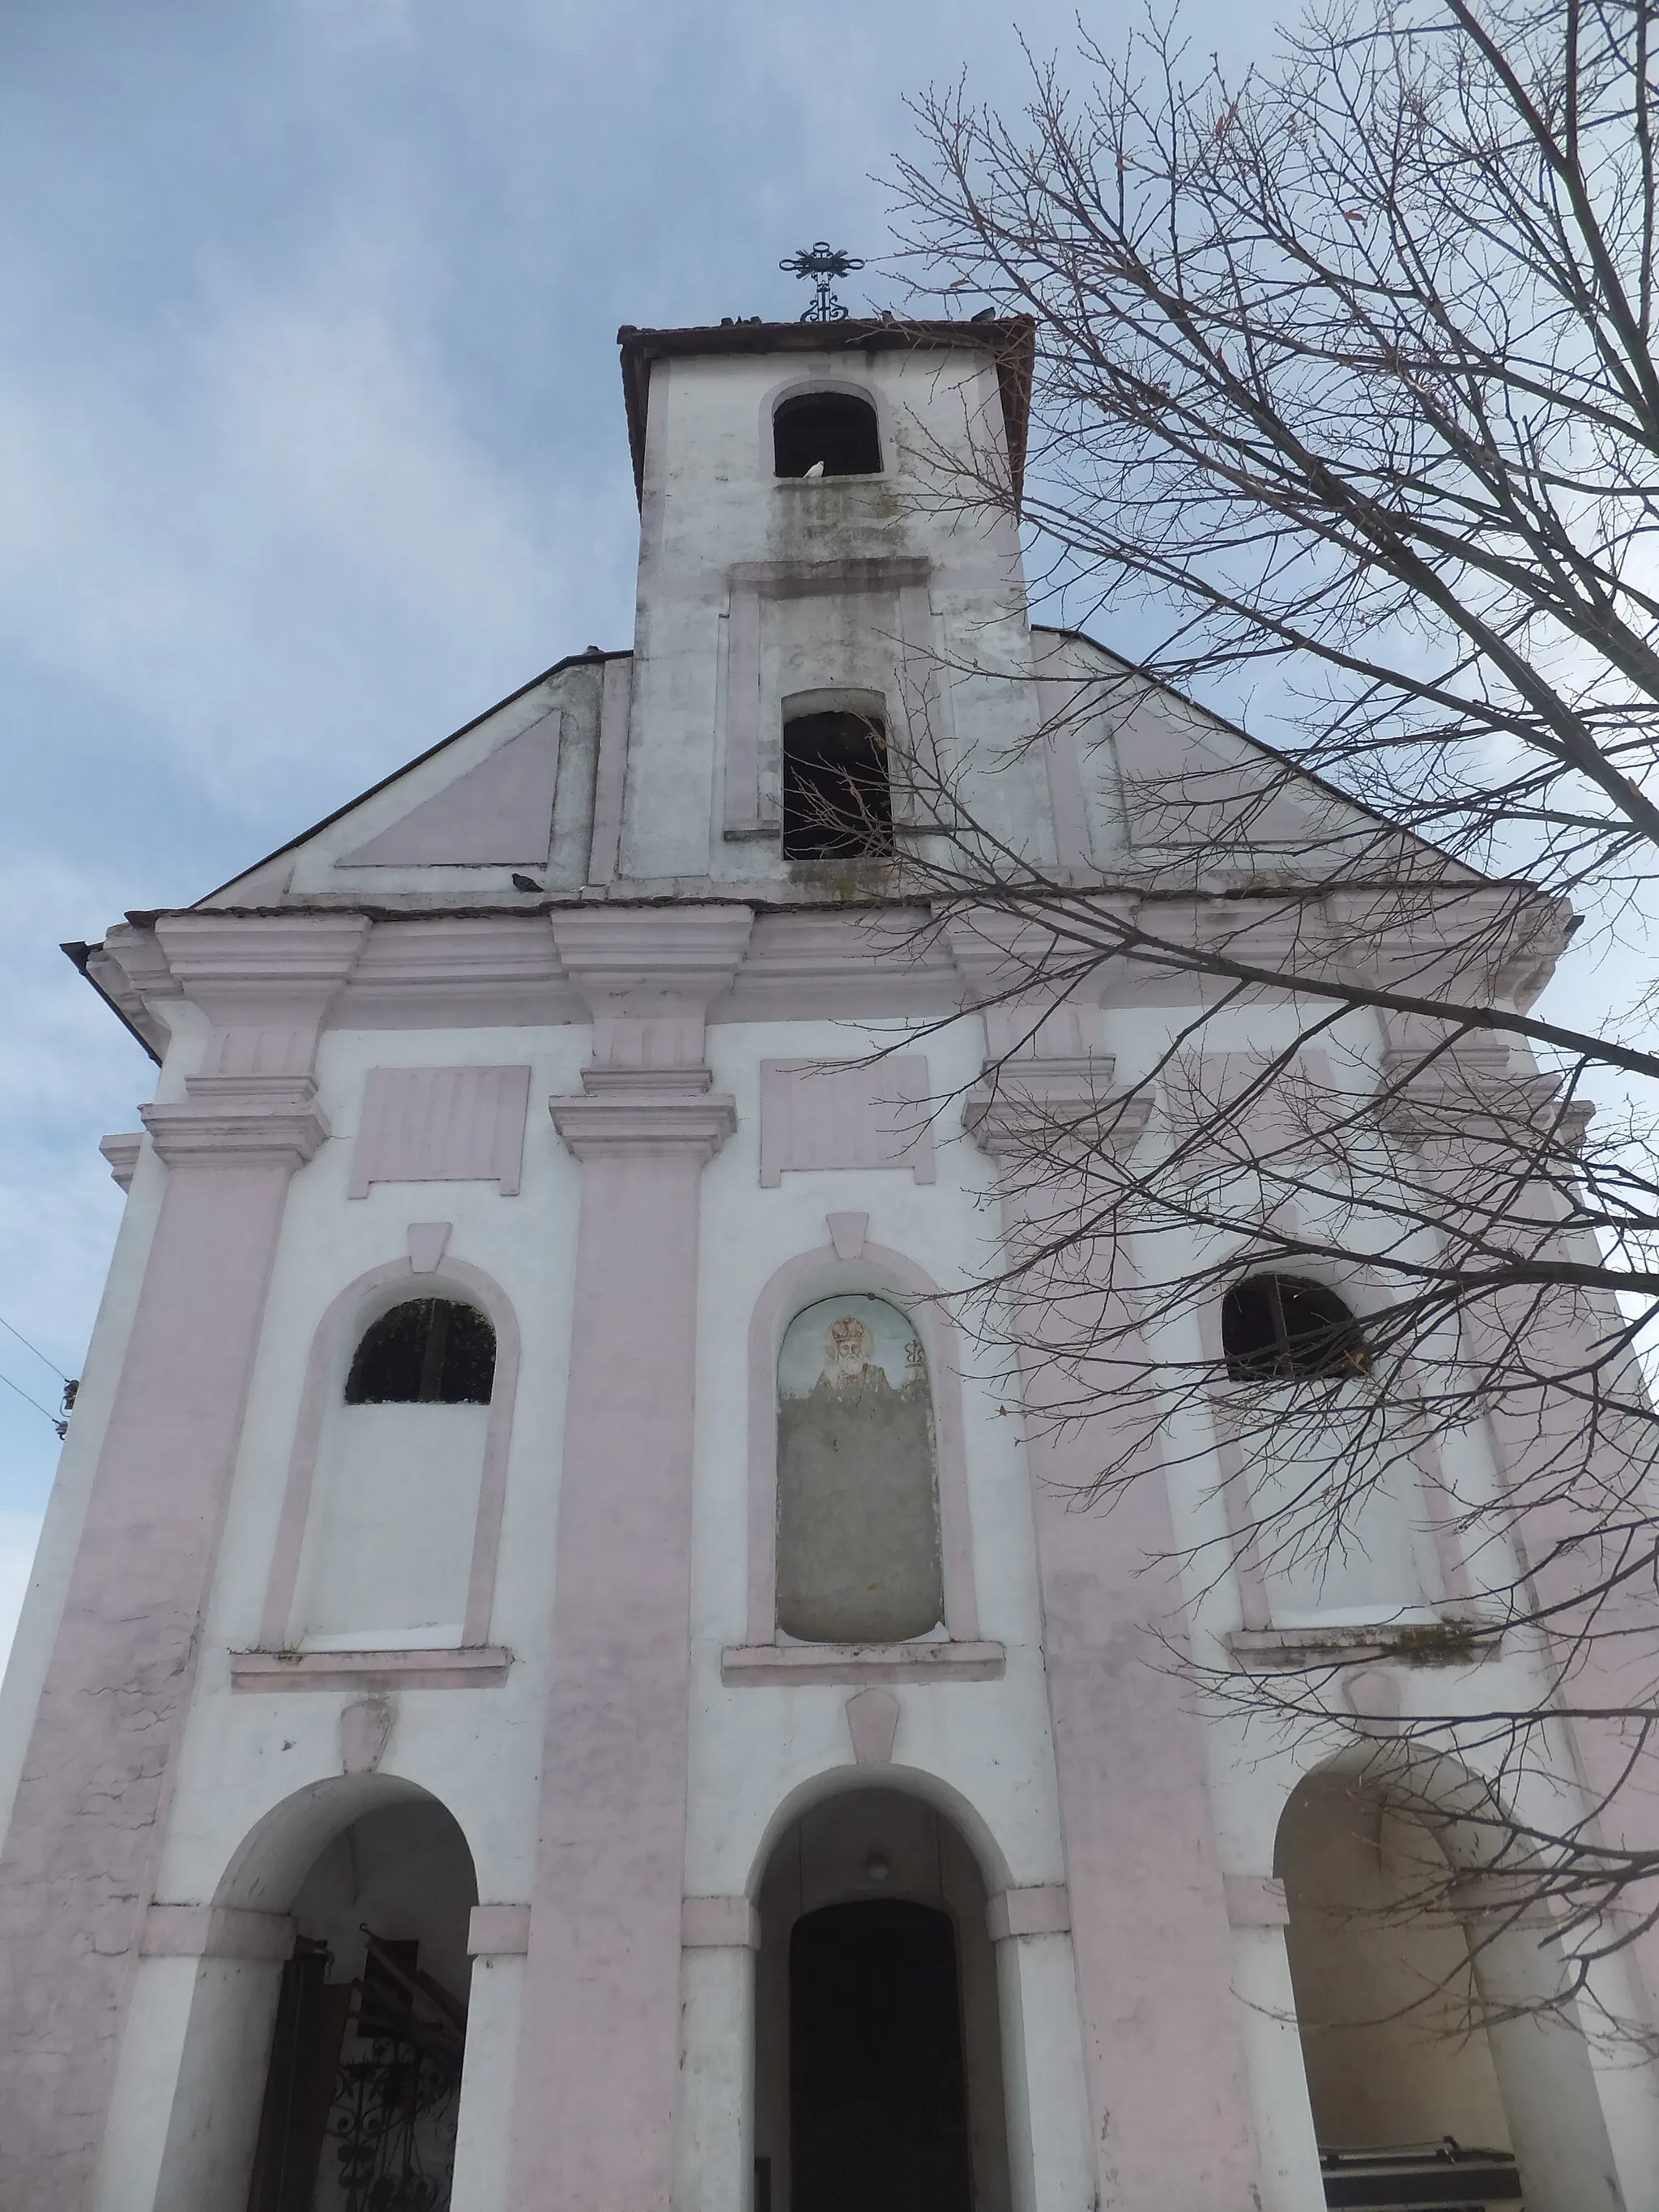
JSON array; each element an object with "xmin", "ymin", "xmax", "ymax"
[
  {"xmin": 745, "ymin": 1234, "xmax": 979, "ymax": 1648},
  {"xmin": 1274, "ymin": 1760, "xmax": 1621, "ymax": 2212},
  {"xmin": 152, "ymin": 1777, "xmax": 480, "ymax": 2212},
  {"xmin": 753, "ymin": 1784, "xmax": 1010, "ymax": 2212},
  {"xmin": 776, "ymin": 1293, "xmax": 940, "ymax": 1640},
  {"xmin": 259, "ymin": 1251, "xmax": 521, "ymax": 1654}
]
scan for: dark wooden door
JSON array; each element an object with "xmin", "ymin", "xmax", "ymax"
[{"xmin": 789, "ymin": 1900, "xmax": 973, "ymax": 2212}]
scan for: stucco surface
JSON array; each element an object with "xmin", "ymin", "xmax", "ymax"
[{"xmin": 6, "ymin": 320, "xmax": 1659, "ymax": 2212}]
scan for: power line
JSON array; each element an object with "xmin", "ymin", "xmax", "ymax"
[
  {"xmin": 0, "ymin": 1312, "xmax": 69, "ymax": 1384},
  {"xmin": 0, "ymin": 1368, "xmax": 66, "ymax": 1436}
]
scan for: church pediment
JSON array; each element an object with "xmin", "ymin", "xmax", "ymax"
[{"xmin": 195, "ymin": 650, "xmax": 624, "ymax": 909}]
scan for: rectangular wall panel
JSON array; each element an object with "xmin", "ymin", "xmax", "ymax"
[
  {"xmin": 348, "ymin": 1065, "xmax": 531, "ymax": 1198},
  {"xmin": 759, "ymin": 1057, "xmax": 936, "ymax": 1187}
]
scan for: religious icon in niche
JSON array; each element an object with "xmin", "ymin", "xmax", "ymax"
[{"xmin": 775, "ymin": 1294, "xmax": 943, "ymax": 1644}]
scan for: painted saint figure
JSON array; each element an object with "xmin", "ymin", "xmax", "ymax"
[{"xmin": 775, "ymin": 1295, "xmax": 942, "ymax": 1643}]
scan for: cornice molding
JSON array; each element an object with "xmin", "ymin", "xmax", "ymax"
[
  {"xmin": 339, "ymin": 915, "xmax": 578, "ymax": 1029},
  {"xmin": 153, "ymin": 911, "xmax": 372, "ymax": 996},
  {"xmin": 550, "ymin": 906, "xmax": 755, "ymax": 1016}
]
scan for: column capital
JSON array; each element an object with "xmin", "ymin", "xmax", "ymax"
[
  {"xmin": 142, "ymin": 1080, "xmax": 330, "ymax": 1170},
  {"xmin": 549, "ymin": 1087, "xmax": 736, "ymax": 1163},
  {"xmin": 963, "ymin": 1056, "xmax": 1149, "ymax": 1161}
]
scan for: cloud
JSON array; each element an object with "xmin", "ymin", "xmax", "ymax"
[{"xmin": 0, "ymin": 208, "xmax": 629, "ymax": 829}]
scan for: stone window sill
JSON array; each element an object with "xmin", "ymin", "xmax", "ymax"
[
  {"xmin": 721, "ymin": 1639, "xmax": 1005, "ymax": 1686},
  {"xmin": 1227, "ymin": 1621, "xmax": 1500, "ymax": 1670},
  {"xmin": 230, "ymin": 1646, "xmax": 511, "ymax": 1692}
]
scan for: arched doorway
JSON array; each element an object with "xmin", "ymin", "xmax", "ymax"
[
  {"xmin": 1277, "ymin": 1767, "xmax": 1620, "ymax": 2212},
  {"xmin": 244, "ymin": 1794, "xmax": 477, "ymax": 2210},
  {"xmin": 754, "ymin": 1786, "xmax": 1009, "ymax": 2212}
]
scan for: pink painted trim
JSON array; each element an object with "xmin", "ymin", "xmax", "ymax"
[
  {"xmin": 468, "ymin": 1904, "xmax": 532, "ymax": 1956},
  {"xmin": 723, "ymin": 1641, "xmax": 1004, "ymax": 1686},
  {"xmin": 1222, "ymin": 1876, "xmax": 1289, "ymax": 1929},
  {"xmin": 348, "ymin": 1065, "xmax": 530, "ymax": 1198},
  {"xmin": 758, "ymin": 1059, "xmax": 936, "ymax": 1187},
  {"xmin": 985, "ymin": 1886, "xmax": 1071, "ymax": 1941},
  {"xmin": 140, "ymin": 1904, "xmax": 296, "ymax": 1961},
  {"xmin": 99, "ymin": 1133, "xmax": 145, "ymax": 1191},
  {"xmin": 230, "ymin": 1647, "xmax": 510, "ymax": 1692},
  {"xmin": 744, "ymin": 1236, "xmax": 981, "ymax": 1648},
  {"xmin": 680, "ymin": 1895, "xmax": 761, "ymax": 1950},
  {"xmin": 826, "ymin": 1211, "xmax": 868, "ymax": 1259},
  {"xmin": 257, "ymin": 1251, "xmax": 522, "ymax": 1652},
  {"xmin": 845, "ymin": 1686, "xmax": 900, "ymax": 1762}
]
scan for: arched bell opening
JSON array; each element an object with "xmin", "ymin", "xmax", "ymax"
[
  {"xmin": 245, "ymin": 1794, "xmax": 476, "ymax": 2210},
  {"xmin": 1276, "ymin": 1767, "xmax": 1620, "ymax": 2212},
  {"xmin": 753, "ymin": 1785, "xmax": 1010, "ymax": 2212},
  {"xmin": 152, "ymin": 1782, "xmax": 479, "ymax": 2212}
]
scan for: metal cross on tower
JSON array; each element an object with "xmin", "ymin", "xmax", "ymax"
[{"xmin": 779, "ymin": 242, "xmax": 864, "ymax": 322}]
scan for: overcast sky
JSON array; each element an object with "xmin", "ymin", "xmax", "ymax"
[{"xmin": 0, "ymin": 0, "xmax": 1404, "ymax": 1662}]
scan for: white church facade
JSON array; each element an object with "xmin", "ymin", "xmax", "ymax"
[{"xmin": 0, "ymin": 313, "xmax": 1656, "ymax": 2211}]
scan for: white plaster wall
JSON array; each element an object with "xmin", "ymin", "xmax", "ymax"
[
  {"xmin": 626, "ymin": 344, "xmax": 1043, "ymax": 887},
  {"xmin": 296, "ymin": 1399, "xmax": 488, "ymax": 1647}
]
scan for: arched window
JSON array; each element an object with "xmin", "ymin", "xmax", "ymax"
[
  {"xmin": 782, "ymin": 712, "xmax": 893, "ymax": 860},
  {"xmin": 776, "ymin": 1295, "xmax": 941, "ymax": 1642},
  {"xmin": 1222, "ymin": 1274, "xmax": 1365, "ymax": 1383},
  {"xmin": 1277, "ymin": 1773, "xmax": 1518, "ymax": 2196},
  {"xmin": 345, "ymin": 1298, "xmax": 496, "ymax": 1405},
  {"xmin": 773, "ymin": 390, "xmax": 881, "ymax": 478}
]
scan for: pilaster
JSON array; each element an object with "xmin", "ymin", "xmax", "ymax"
[
  {"xmin": 964, "ymin": 1022, "xmax": 1266, "ymax": 2212},
  {"xmin": 510, "ymin": 906, "xmax": 750, "ymax": 2212},
  {"xmin": 0, "ymin": 913, "xmax": 366, "ymax": 2207}
]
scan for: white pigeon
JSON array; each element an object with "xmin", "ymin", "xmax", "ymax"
[{"xmin": 804, "ymin": 459, "xmax": 825, "ymax": 479}]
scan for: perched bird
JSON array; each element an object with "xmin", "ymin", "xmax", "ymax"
[
  {"xmin": 970, "ymin": 306, "xmax": 997, "ymax": 322},
  {"xmin": 804, "ymin": 459, "xmax": 825, "ymax": 479},
  {"xmin": 511, "ymin": 873, "xmax": 542, "ymax": 893}
]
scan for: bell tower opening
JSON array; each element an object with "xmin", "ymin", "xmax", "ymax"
[
  {"xmin": 773, "ymin": 390, "xmax": 881, "ymax": 478},
  {"xmin": 781, "ymin": 710, "xmax": 893, "ymax": 860}
]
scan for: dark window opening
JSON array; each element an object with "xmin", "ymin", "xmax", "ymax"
[
  {"xmin": 1222, "ymin": 1273, "xmax": 1367, "ymax": 1383},
  {"xmin": 774, "ymin": 392, "xmax": 881, "ymax": 478},
  {"xmin": 790, "ymin": 1899, "xmax": 971, "ymax": 2212},
  {"xmin": 783, "ymin": 712, "xmax": 893, "ymax": 860},
  {"xmin": 345, "ymin": 1298, "xmax": 496, "ymax": 1405}
]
